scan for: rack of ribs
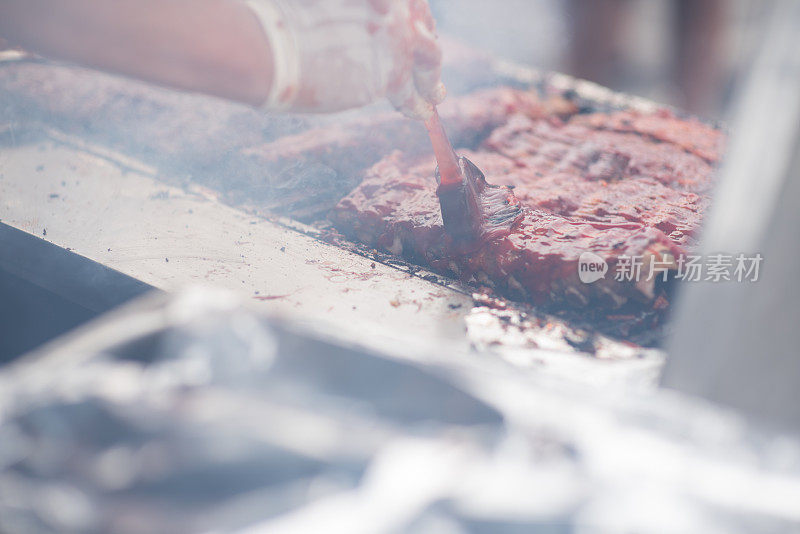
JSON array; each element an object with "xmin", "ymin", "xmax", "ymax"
[{"xmin": 331, "ymin": 107, "xmax": 723, "ymax": 309}]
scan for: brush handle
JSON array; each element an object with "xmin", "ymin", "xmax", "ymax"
[{"xmin": 425, "ymin": 109, "xmax": 462, "ymax": 187}]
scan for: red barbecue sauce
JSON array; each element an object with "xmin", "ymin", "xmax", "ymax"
[{"xmin": 330, "ymin": 97, "xmax": 723, "ymax": 309}]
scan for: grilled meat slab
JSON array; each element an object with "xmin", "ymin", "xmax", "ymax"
[{"xmin": 331, "ymin": 108, "xmax": 723, "ymax": 309}]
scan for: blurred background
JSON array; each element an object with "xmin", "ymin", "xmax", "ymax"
[{"xmin": 432, "ymin": 0, "xmax": 772, "ymax": 120}]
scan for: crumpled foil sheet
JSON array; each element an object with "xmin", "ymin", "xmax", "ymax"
[{"xmin": 1, "ymin": 288, "xmax": 799, "ymax": 533}]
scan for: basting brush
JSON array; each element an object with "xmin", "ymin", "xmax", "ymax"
[{"xmin": 425, "ymin": 109, "xmax": 523, "ymax": 250}]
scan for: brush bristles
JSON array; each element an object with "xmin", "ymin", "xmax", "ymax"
[
  {"xmin": 479, "ymin": 183, "xmax": 523, "ymax": 236},
  {"xmin": 437, "ymin": 156, "xmax": 523, "ymax": 249}
]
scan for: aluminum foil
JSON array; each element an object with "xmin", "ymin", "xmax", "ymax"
[{"xmin": 0, "ymin": 288, "xmax": 798, "ymax": 533}]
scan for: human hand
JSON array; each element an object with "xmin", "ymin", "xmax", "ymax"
[{"xmin": 245, "ymin": 0, "xmax": 445, "ymax": 119}]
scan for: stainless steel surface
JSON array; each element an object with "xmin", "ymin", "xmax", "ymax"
[{"xmin": 0, "ymin": 136, "xmax": 475, "ymax": 363}]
